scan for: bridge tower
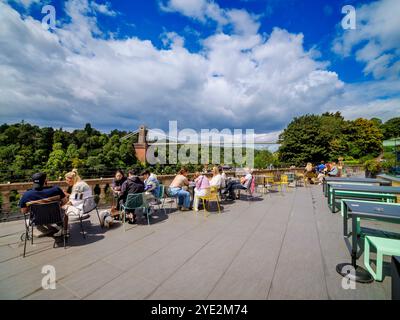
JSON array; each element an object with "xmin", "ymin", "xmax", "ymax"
[{"xmin": 134, "ymin": 125, "xmax": 148, "ymax": 164}]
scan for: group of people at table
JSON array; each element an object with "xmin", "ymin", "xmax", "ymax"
[
  {"xmin": 19, "ymin": 166, "xmax": 254, "ymax": 236},
  {"xmin": 111, "ymin": 166, "xmax": 253, "ymax": 223},
  {"xmin": 304, "ymin": 160, "xmax": 340, "ymax": 185}
]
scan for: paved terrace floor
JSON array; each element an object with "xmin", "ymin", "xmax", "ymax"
[{"xmin": 0, "ymin": 185, "xmax": 399, "ymax": 300}]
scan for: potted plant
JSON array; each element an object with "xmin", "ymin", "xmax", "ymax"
[{"xmin": 363, "ymin": 159, "xmax": 381, "ymax": 178}]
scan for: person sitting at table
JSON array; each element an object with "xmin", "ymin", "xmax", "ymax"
[
  {"xmin": 120, "ymin": 169, "xmax": 145, "ymax": 224},
  {"xmin": 55, "ymin": 169, "xmax": 92, "ymax": 236},
  {"xmin": 169, "ymin": 168, "xmax": 191, "ymax": 211},
  {"xmin": 218, "ymin": 166, "xmax": 227, "ymax": 187},
  {"xmin": 223, "ymin": 168, "xmax": 252, "ymax": 200},
  {"xmin": 112, "ymin": 170, "xmax": 127, "ymax": 194},
  {"xmin": 141, "ymin": 169, "xmax": 161, "ymax": 204},
  {"xmin": 19, "ymin": 172, "xmax": 68, "ymax": 238},
  {"xmin": 304, "ymin": 162, "xmax": 315, "ymax": 184},
  {"xmin": 110, "ymin": 169, "xmax": 127, "ymax": 214},
  {"xmin": 193, "ymin": 172, "xmax": 211, "ymax": 211},
  {"xmin": 327, "ymin": 162, "xmax": 339, "ymax": 177},
  {"xmin": 210, "ymin": 166, "xmax": 224, "ymax": 189},
  {"xmin": 316, "ymin": 161, "xmax": 326, "ymax": 185}
]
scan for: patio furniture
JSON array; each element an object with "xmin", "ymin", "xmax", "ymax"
[
  {"xmin": 78, "ymin": 196, "xmax": 102, "ymax": 238},
  {"xmin": 364, "ymin": 236, "xmax": 400, "ymax": 281},
  {"xmin": 120, "ymin": 193, "xmax": 150, "ymax": 231},
  {"xmin": 328, "ymin": 184, "xmax": 400, "ymax": 213},
  {"xmin": 23, "ymin": 201, "xmax": 66, "ymax": 257},
  {"xmin": 166, "ymin": 187, "xmax": 179, "ymax": 209},
  {"xmin": 152, "ymin": 184, "xmax": 167, "ymax": 215},
  {"xmin": 275, "ymin": 174, "xmax": 290, "ymax": 193},
  {"xmin": 197, "ymin": 186, "xmax": 221, "ymax": 216},
  {"xmin": 392, "ymin": 256, "xmax": 400, "ymax": 300},
  {"xmin": 323, "ymin": 177, "xmax": 390, "ymax": 196},
  {"xmin": 336, "ymin": 200, "xmax": 400, "ymax": 283}
]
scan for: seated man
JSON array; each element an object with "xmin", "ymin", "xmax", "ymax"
[
  {"xmin": 169, "ymin": 168, "xmax": 191, "ymax": 211},
  {"xmin": 120, "ymin": 169, "xmax": 145, "ymax": 223},
  {"xmin": 19, "ymin": 172, "xmax": 68, "ymax": 237},
  {"xmin": 224, "ymin": 170, "xmax": 252, "ymax": 200},
  {"xmin": 327, "ymin": 162, "xmax": 339, "ymax": 177}
]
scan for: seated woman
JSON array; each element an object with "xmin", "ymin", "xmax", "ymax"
[
  {"xmin": 141, "ymin": 169, "xmax": 161, "ymax": 204},
  {"xmin": 224, "ymin": 169, "xmax": 252, "ymax": 200},
  {"xmin": 304, "ymin": 162, "xmax": 315, "ymax": 184},
  {"xmin": 209, "ymin": 166, "xmax": 224, "ymax": 189},
  {"xmin": 111, "ymin": 170, "xmax": 127, "ymax": 213},
  {"xmin": 55, "ymin": 169, "xmax": 92, "ymax": 236},
  {"xmin": 112, "ymin": 170, "xmax": 127, "ymax": 194},
  {"xmin": 169, "ymin": 168, "xmax": 191, "ymax": 211},
  {"xmin": 193, "ymin": 172, "xmax": 210, "ymax": 211}
]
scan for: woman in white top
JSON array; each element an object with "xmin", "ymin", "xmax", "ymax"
[
  {"xmin": 56, "ymin": 169, "xmax": 93, "ymax": 236},
  {"xmin": 64, "ymin": 169, "xmax": 92, "ymax": 216},
  {"xmin": 209, "ymin": 166, "xmax": 223, "ymax": 189}
]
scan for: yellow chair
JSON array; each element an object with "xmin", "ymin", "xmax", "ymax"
[
  {"xmin": 276, "ymin": 174, "xmax": 290, "ymax": 193},
  {"xmin": 197, "ymin": 186, "xmax": 221, "ymax": 216}
]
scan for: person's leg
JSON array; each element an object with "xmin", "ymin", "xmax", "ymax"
[
  {"xmin": 177, "ymin": 189, "xmax": 191, "ymax": 208},
  {"xmin": 231, "ymin": 184, "xmax": 246, "ymax": 199},
  {"xmin": 228, "ymin": 182, "xmax": 241, "ymax": 199}
]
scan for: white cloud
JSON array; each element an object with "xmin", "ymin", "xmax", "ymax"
[
  {"xmin": 0, "ymin": 0, "xmax": 398, "ymax": 135},
  {"xmin": 8, "ymin": 0, "xmax": 41, "ymax": 9},
  {"xmin": 159, "ymin": 0, "xmax": 258, "ymax": 35},
  {"xmin": 90, "ymin": 1, "xmax": 118, "ymax": 17},
  {"xmin": 333, "ymin": 0, "xmax": 400, "ymax": 80}
]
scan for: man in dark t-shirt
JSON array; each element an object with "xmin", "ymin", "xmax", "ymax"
[{"xmin": 19, "ymin": 172, "xmax": 68, "ymax": 237}]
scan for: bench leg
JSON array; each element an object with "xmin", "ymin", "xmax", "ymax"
[{"xmin": 364, "ymin": 237, "xmax": 376, "ymax": 280}]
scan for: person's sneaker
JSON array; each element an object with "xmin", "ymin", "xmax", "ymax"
[
  {"xmin": 53, "ymin": 229, "xmax": 69, "ymax": 237},
  {"xmin": 80, "ymin": 213, "xmax": 90, "ymax": 220},
  {"xmin": 33, "ymin": 226, "xmax": 53, "ymax": 238},
  {"xmin": 181, "ymin": 207, "xmax": 190, "ymax": 211}
]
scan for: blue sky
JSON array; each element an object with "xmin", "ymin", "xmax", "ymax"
[{"xmin": 0, "ymin": 0, "xmax": 399, "ymax": 137}]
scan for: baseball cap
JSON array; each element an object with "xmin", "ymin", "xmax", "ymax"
[{"xmin": 32, "ymin": 172, "xmax": 47, "ymax": 189}]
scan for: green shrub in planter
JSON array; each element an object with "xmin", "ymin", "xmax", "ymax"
[{"xmin": 363, "ymin": 159, "xmax": 381, "ymax": 178}]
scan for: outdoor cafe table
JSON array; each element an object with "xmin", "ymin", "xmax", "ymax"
[
  {"xmin": 336, "ymin": 200, "xmax": 400, "ymax": 283},
  {"xmin": 327, "ymin": 184, "xmax": 400, "ymax": 213},
  {"xmin": 323, "ymin": 177, "xmax": 390, "ymax": 196}
]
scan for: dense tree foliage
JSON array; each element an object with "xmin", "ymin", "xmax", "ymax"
[
  {"xmin": 0, "ymin": 113, "xmax": 397, "ymax": 182},
  {"xmin": 0, "ymin": 122, "xmax": 138, "ymax": 182},
  {"xmin": 278, "ymin": 113, "xmax": 386, "ymax": 166}
]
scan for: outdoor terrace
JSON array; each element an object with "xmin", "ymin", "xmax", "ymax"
[{"xmin": 0, "ymin": 184, "xmax": 398, "ymax": 300}]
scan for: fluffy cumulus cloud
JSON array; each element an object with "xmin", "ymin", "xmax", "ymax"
[
  {"xmin": 333, "ymin": 0, "xmax": 400, "ymax": 80},
  {"xmin": 0, "ymin": 0, "xmax": 398, "ymax": 135}
]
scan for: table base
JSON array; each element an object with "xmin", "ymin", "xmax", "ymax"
[{"xmin": 336, "ymin": 263, "xmax": 374, "ymax": 283}]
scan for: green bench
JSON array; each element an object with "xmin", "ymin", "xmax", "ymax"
[
  {"xmin": 330, "ymin": 191, "xmax": 397, "ymax": 212},
  {"xmin": 364, "ymin": 236, "xmax": 400, "ymax": 281}
]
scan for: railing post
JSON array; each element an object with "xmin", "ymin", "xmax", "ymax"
[
  {"xmin": 1, "ymin": 190, "xmax": 11, "ymax": 215},
  {"xmin": 99, "ymin": 184, "xmax": 107, "ymax": 203}
]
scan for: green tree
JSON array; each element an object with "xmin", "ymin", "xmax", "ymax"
[{"xmin": 382, "ymin": 117, "xmax": 400, "ymax": 140}]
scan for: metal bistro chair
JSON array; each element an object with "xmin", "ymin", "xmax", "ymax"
[
  {"xmin": 23, "ymin": 201, "xmax": 66, "ymax": 257},
  {"xmin": 78, "ymin": 196, "xmax": 103, "ymax": 238},
  {"xmin": 166, "ymin": 186, "xmax": 179, "ymax": 209},
  {"xmin": 197, "ymin": 186, "xmax": 221, "ymax": 216},
  {"xmin": 153, "ymin": 184, "xmax": 167, "ymax": 215},
  {"xmin": 120, "ymin": 193, "xmax": 150, "ymax": 231}
]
